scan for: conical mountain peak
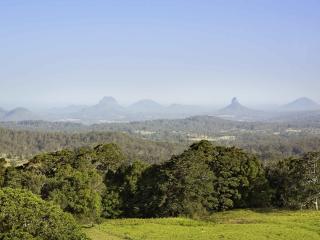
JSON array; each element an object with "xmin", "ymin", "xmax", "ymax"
[
  {"xmin": 219, "ymin": 98, "xmax": 254, "ymax": 115},
  {"xmin": 283, "ymin": 97, "xmax": 320, "ymax": 111}
]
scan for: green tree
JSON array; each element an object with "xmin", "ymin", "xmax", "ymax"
[
  {"xmin": 135, "ymin": 141, "xmax": 215, "ymax": 217},
  {"xmin": 104, "ymin": 161, "xmax": 148, "ymax": 217},
  {"xmin": 135, "ymin": 140, "xmax": 269, "ymax": 217},
  {"xmin": 4, "ymin": 146, "xmax": 109, "ymax": 223},
  {"xmin": 205, "ymin": 145, "xmax": 270, "ymax": 209},
  {"xmin": 133, "ymin": 164, "xmax": 166, "ymax": 217},
  {"xmin": 93, "ymin": 143, "xmax": 126, "ymax": 172},
  {"xmin": 267, "ymin": 152, "xmax": 320, "ymax": 209},
  {"xmin": 44, "ymin": 165, "xmax": 103, "ymax": 223},
  {"xmin": 0, "ymin": 188, "xmax": 88, "ymax": 240},
  {"xmin": 158, "ymin": 150, "xmax": 216, "ymax": 217}
]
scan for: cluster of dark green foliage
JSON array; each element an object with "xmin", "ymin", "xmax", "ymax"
[
  {"xmin": 133, "ymin": 141, "xmax": 271, "ymax": 217},
  {"xmin": 1, "ymin": 140, "xmax": 318, "ymax": 226},
  {"xmin": 3, "ymin": 143, "xmax": 126, "ymax": 223},
  {"xmin": 267, "ymin": 152, "xmax": 320, "ymax": 209}
]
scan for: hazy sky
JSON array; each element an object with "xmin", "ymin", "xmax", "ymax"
[{"xmin": 1, "ymin": 0, "xmax": 319, "ymax": 108}]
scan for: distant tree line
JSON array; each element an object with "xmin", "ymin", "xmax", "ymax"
[
  {"xmin": 1, "ymin": 126, "xmax": 320, "ymax": 166},
  {"xmin": 0, "ymin": 127, "xmax": 185, "ymax": 164}
]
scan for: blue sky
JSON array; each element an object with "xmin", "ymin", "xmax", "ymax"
[{"xmin": 0, "ymin": 0, "xmax": 319, "ymax": 108}]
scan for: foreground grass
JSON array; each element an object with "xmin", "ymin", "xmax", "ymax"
[{"xmin": 84, "ymin": 210, "xmax": 320, "ymax": 240}]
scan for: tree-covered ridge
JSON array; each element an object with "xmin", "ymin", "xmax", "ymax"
[
  {"xmin": 0, "ymin": 127, "xmax": 185, "ymax": 164},
  {"xmin": 2, "ymin": 118, "xmax": 320, "ymax": 165},
  {"xmin": 2, "ymin": 115, "xmax": 320, "ymax": 134}
]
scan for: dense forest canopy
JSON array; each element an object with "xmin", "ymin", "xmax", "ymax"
[{"xmin": 0, "ymin": 140, "xmax": 319, "ymax": 238}]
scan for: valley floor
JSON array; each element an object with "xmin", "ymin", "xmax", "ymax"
[{"xmin": 84, "ymin": 210, "xmax": 320, "ymax": 240}]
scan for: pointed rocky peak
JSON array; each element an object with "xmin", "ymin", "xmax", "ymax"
[
  {"xmin": 219, "ymin": 98, "xmax": 255, "ymax": 115},
  {"xmin": 232, "ymin": 97, "xmax": 238, "ymax": 104},
  {"xmin": 224, "ymin": 97, "xmax": 246, "ymax": 110},
  {"xmin": 231, "ymin": 97, "xmax": 241, "ymax": 106}
]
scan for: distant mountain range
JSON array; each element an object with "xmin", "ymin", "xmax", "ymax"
[
  {"xmin": 0, "ymin": 96, "xmax": 319, "ymax": 123},
  {"xmin": 57, "ymin": 96, "xmax": 208, "ymax": 123},
  {"xmin": 213, "ymin": 97, "xmax": 320, "ymax": 121}
]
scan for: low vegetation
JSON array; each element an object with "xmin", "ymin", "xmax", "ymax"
[{"xmin": 84, "ymin": 210, "xmax": 320, "ymax": 240}]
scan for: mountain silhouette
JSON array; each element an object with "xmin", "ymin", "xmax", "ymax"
[
  {"xmin": 216, "ymin": 98, "xmax": 265, "ymax": 121},
  {"xmin": 219, "ymin": 98, "xmax": 254, "ymax": 114},
  {"xmin": 73, "ymin": 96, "xmax": 125, "ymax": 121},
  {"xmin": 1, "ymin": 107, "xmax": 40, "ymax": 122},
  {"xmin": 283, "ymin": 97, "xmax": 320, "ymax": 111}
]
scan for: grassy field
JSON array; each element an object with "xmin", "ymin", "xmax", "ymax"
[{"xmin": 84, "ymin": 210, "xmax": 320, "ymax": 240}]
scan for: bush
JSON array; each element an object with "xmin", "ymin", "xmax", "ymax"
[{"xmin": 0, "ymin": 188, "xmax": 88, "ymax": 240}]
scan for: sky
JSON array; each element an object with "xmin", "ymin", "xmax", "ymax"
[{"xmin": 0, "ymin": 0, "xmax": 320, "ymax": 109}]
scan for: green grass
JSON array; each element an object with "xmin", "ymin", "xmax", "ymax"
[{"xmin": 84, "ymin": 210, "xmax": 320, "ymax": 240}]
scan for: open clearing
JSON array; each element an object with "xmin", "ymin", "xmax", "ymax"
[{"xmin": 84, "ymin": 210, "xmax": 320, "ymax": 240}]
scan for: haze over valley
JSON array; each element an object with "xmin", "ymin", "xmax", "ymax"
[{"xmin": 1, "ymin": 96, "xmax": 320, "ymax": 124}]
